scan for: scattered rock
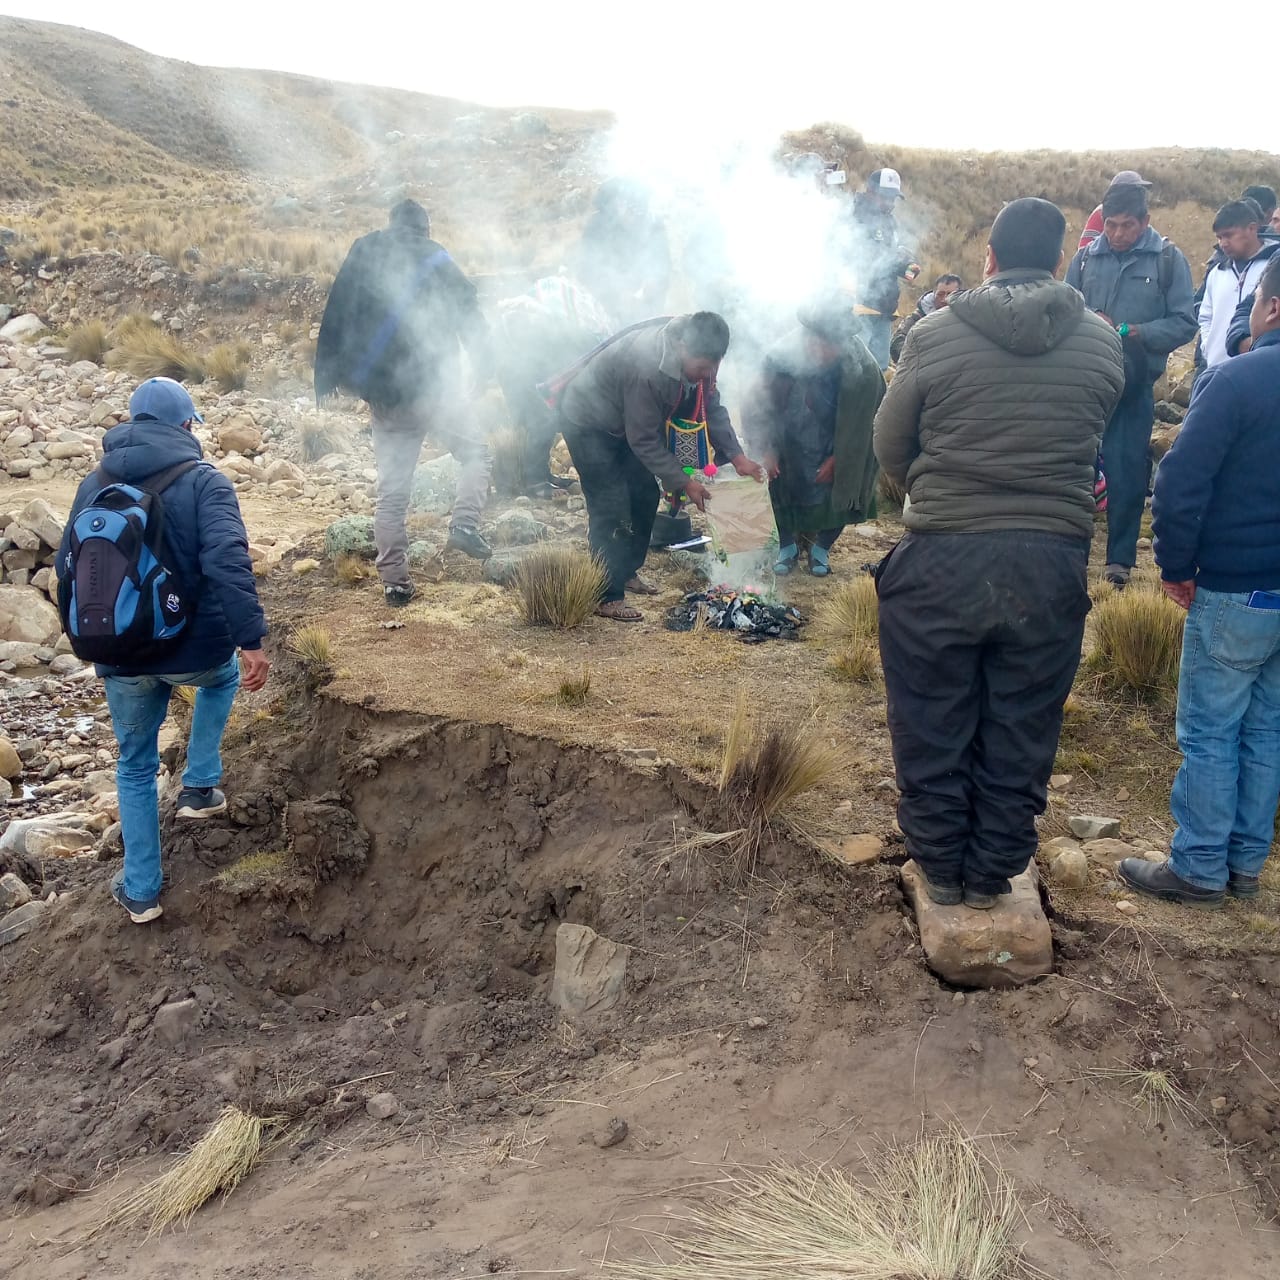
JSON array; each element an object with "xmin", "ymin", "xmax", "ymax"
[
  {"xmin": 594, "ymin": 1116, "xmax": 629, "ymax": 1149},
  {"xmin": 366, "ymin": 1091, "xmax": 400, "ymax": 1120},
  {"xmin": 97, "ymin": 1036, "xmax": 128, "ymax": 1068},
  {"xmin": 323, "ymin": 514, "xmax": 376, "ymax": 560},
  {"xmin": 550, "ymin": 922, "xmax": 629, "ymax": 1015},
  {"xmin": 1045, "ymin": 847, "xmax": 1089, "ymax": 890},
  {"xmin": 0, "ymin": 313, "xmax": 48, "ymax": 341},
  {"xmin": 0, "ymin": 585, "xmax": 61, "ymax": 645},
  {"xmin": 292, "ymin": 558, "xmax": 321, "ymax": 575},
  {"xmin": 17, "ymin": 498, "xmax": 65, "ymax": 548},
  {"xmin": 1115, "ymin": 899, "xmax": 1139, "ymax": 916},
  {"xmin": 0, "ymin": 813, "xmax": 97, "ymax": 858},
  {"xmin": 0, "ymin": 872, "xmax": 33, "ymax": 910},
  {"xmin": 831, "ymin": 833, "xmax": 883, "ymax": 866},
  {"xmin": 218, "ymin": 421, "xmax": 263, "ymax": 456},
  {"xmin": 152, "ymin": 999, "xmax": 200, "ymax": 1045},
  {"xmin": 0, "ymin": 899, "xmax": 45, "ymax": 947},
  {"xmin": 48, "ymin": 654, "xmax": 83, "ymax": 677},
  {"xmin": 1082, "ymin": 837, "xmax": 1137, "ymax": 864},
  {"xmin": 1067, "ymin": 814, "xmax": 1122, "ymax": 841},
  {"xmin": 482, "ymin": 549, "xmax": 532, "ymax": 586},
  {"xmin": 409, "ymin": 455, "xmax": 460, "ymax": 514},
  {"xmin": 1048, "ymin": 774, "xmax": 1072, "ymax": 790},
  {"xmin": 746, "ymin": 1016, "xmax": 769, "ymax": 1030},
  {"xmin": 900, "ymin": 860, "xmax": 1052, "ymax": 988},
  {"xmin": 0, "ymin": 735, "xmax": 21, "ymax": 779},
  {"xmin": 489, "ymin": 509, "xmax": 551, "ymax": 547}
]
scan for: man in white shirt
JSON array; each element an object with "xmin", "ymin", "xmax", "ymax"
[{"xmin": 1199, "ymin": 201, "xmax": 1280, "ymax": 368}]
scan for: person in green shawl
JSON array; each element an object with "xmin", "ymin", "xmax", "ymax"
[{"xmin": 744, "ymin": 301, "xmax": 886, "ymax": 576}]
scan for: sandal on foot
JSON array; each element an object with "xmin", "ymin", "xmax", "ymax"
[
  {"xmin": 809, "ymin": 545, "xmax": 831, "ymax": 577},
  {"xmin": 625, "ymin": 574, "xmax": 660, "ymax": 596},
  {"xmin": 774, "ymin": 544, "xmax": 799, "ymax": 575},
  {"xmin": 595, "ymin": 601, "xmax": 644, "ymax": 623}
]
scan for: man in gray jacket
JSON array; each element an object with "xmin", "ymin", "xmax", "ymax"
[
  {"xmin": 556, "ymin": 313, "xmax": 765, "ymax": 621},
  {"xmin": 874, "ymin": 198, "xmax": 1124, "ymax": 909},
  {"xmin": 1065, "ymin": 183, "xmax": 1196, "ymax": 588}
]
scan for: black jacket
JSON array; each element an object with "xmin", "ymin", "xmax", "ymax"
[
  {"xmin": 314, "ymin": 225, "xmax": 490, "ymax": 409},
  {"xmin": 60, "ymin": 421, "xmax": 266, "ymax": 675},
  {"xmin": 832, "ymin": 194, "xmax": 915, "ymax": 317}
]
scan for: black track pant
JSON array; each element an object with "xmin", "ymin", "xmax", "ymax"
[
  {"xmin": 561, "ymin": 425, "xmax": 659, "ymax": 603},
  {"xmin": 877, "ymin": 530, "xmax": 1090, "ymax": 895}
]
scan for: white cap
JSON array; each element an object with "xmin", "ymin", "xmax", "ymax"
[{"xmin": 868, "ymin": 168, "xmax": 904, "ymax": 198}]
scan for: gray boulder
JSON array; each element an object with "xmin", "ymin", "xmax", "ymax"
[{"xmin": 323, "ymin": 515, "xmax": 376, "ymax": 560}]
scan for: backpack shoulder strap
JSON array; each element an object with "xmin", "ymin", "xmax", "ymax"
[
  {"xmin": 141, "ymin": 459, "xmax": 200, "ymax": 495},
  {"xmin": 1157, "ymin": 238, "xmax": 1175, "ymax": 295}
]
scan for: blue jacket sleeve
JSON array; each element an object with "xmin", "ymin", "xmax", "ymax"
[
  {"xmin": 1064, "ymin": 250, "xmax": 1084, "ymax": 293},
  {"xmin": 1225, "ymin": 295, "xmax": 1254, "ymax": 358},
  {"xmin": 1140, "ymin": 249, "xmax": 1197, "ymax": 356},
  {"xmin": 1151, "ymin": 366, "xmax": 1240, "ymax": 582},
  {"xmin": 194, "ymin": 470, "xmax": 268, "ymax": 649}
]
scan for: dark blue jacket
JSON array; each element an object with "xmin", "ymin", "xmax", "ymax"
[
  {"xmin": 60, "ymin": 420, "xmax": 267, "ymax": 674},
  {"xmin": 1065, "ymin": 226, "xmax": 1197, "ymax": 386},
  {"xmin": 1225, "ymin": 294, "xmax": 1255, "ymax": 359},
  {"xmin": 1152, "ymin": 330, "xmax": 1280, "ymax": 592}
]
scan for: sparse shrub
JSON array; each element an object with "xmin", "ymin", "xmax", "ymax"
[
  {"xmin": 213, "ymin": 851, "xmax": 289, "ymax": 895},
  {"xmin": 289, "ymin": 624, "xmax": 334, "ymax": 675},
  {"xmin": 557, "ymin": 667, "xmax": 591, "ymax": 707},
  {"xmin": 66, "ymin": 320, "xmax": 109, "ymax": 365},
  {"xmin": 1088, "ymin": 587, "xmax": 1184, "ymax": 699},
  {"xmin": 300, "ymin": 415, "xmax": 349, "ymax": 461},
  {"xmin": 816, "ymin": 574, "xmax": 879, "ymax": 642},
  {"xmin": 206, "ymin": 342, "xmax": 251, "ymax": 393},
  {"xmin": 334, "ymin": 553, "xmax": 373, "ymax": 585},
  {"xmin": 106, "ymin": 321, "xmax": 206, "ymax": 384},
  {"xmin": 514, "ymin": 545, "xmax": 606, "ymax": 628},
  {"xmin": 831, "ymin": 637, "xmax": 879, "ymax": 683}
]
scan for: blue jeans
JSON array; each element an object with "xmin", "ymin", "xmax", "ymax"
[
  {"xmin": 863, "ymin": 316, "xmax": 892, "ymax": 371},
  {"xmin": 1169, "ymin": 589, "xmax": 1280, "ymax": 889},
  {"xmin": 1101, "ymin": 382, "xmax": 1155, "ymax": 567},
  {"xmin": 103, "ymin": 656, "xmax": 241, "ymax": 901}
]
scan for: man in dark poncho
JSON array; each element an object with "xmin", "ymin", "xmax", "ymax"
[
  {"xmin": 743, "ymin": 302, "xmax": 885, "ymax": 576},
  {"xmin": 315, "ymin": 200, "xmax": 494, "ymax": 606}
]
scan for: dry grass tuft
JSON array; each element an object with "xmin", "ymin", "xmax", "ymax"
[
  {"xmin": 213, "ymin": 850, "xmax": 289, "ymax": 894},
  {"xmin": 334, "ymin": 553, "xmax": 374, "ymax": 586},
  {"xmin": 1087, "ymin": 587, "xmax": 1184, "ymax": 700},
  {"xmin": 514, "ymin": 545, "xmax": 606, "ymax": 629},
  {"xmin": 557, "ymin": 666, "xmax": 592, "ymax": 707},
  {"xmin": 299, "ymin": 414, "xmax": 349, "ymax": 462},
  {"xmin": 206, "ymin": 342, "xmax": 251, "ymax": 393},
  {"xmin": 1087, "ymin": 1065, "xmax": 1196, "ymax": 1128},
  {"xmin": 607, "ymin": 1127, "xmax": 1024, "ymax": 1280},
  {"xmin": 816, "ymin": 575, "xmax": 879, "ymax": 643},
  {"xmin": 90, "ymin": 1106, "xmax": 286, "ymax": 1240},
  {"xmin": 106, "ymin": 318, "xmax": 206, "ymax": 384},
  {"xmin": 289, "ymin": 624, "xmax": 334, "ymax": 673},
  {"xmin": 66, "ymin": 319, "xmax": 109, "ymax": 365},
  {"xmin": 717, "ymin": 697, "xmax": 848, "ymax": 877},
  {"xmin": 831, "ymin": 637, "xmax": 879, "ymax": 683}
]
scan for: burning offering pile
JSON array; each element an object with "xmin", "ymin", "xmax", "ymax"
[{"xmin": 663, "ymin": 585, "xmax": 805, "ymax": 643}]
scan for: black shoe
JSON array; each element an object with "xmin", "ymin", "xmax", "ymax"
[
  {"xmin": 176, "ymin": 786, "xmax": 227, "ymax": 820},
  {"xmin": 1228, "ymin": 871, "xmax": 1261, "ymax": 899},
  {"xmin": 1103, "ymin": 563, "xmax": 1132, "ymax": 589},
  {"xmin": 1118, "ymin": 857, "xmax": 1224, "ymax": 909},
  {"xmin": 548, "ymin": 474, "xmax": 575, "ymax": 490},
  {"xmin": 921, "ymin": 873, "xmax": 962, "ymax": 907},
  {"xmin": 963, "ymin": 889, "xmax": 1000, "ymax": 910},
  {"xmin": 384, "ymin": 582, "xmax": 417, "ymax": 607},
  {"xmin": 445, "ymin": 526, "xmax": 492, "ymax": 560},
  {"xmin": 525, "ymin": 483, "xmax": 558, "ymax": 500}
]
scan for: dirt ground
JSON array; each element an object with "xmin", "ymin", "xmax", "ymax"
[{"xmin": 3, "ymin": 480, "xmax": 1280, "ymax": 1280}]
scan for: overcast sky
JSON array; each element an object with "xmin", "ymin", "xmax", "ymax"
[{"xmin": 1, "ymin": 0, "xmax": 1262, "ymax": 153}]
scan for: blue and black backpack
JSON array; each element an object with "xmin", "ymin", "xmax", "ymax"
[{"xmin": 57, "ymin": 461, "xmax": 199, "ymax": 665}]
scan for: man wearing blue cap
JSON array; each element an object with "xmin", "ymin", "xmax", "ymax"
[{"xmin": 58, "ymin": 378, "xmax": 269, "ymax": 924}]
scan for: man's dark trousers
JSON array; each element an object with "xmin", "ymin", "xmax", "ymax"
[
  {"xmin": 1101, "ymin": 381, "xmax": 1155, "ymax": 568},
  {"xmin": 561, "ymin": 425, "xmax": 659, "ymax": 603},
  {"xmin": 877, "ymin": 530, "xmax": 1091, "ymax": 895}
]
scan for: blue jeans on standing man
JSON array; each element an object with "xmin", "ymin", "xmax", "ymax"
[
  {"xmin": 1101, "ymin": 381, "xmax": 1155, "ymax": 568},
  {"xmin": 863, "ymin": 315, "xmax": 892, "ymax": 372},
  {"xmin": 103, "ymin": 655, "xmax": 240, "ymax": 902},
  {"xmin": 1169, "ymin": 589, "xmax": 1280, "ymax": 890}
]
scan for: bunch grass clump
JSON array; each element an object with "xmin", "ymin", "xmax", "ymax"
[
  {"xmin": 1087, "ymin": 587, "xmax": 1184, "ymax": 700},
  {"xmin": 289, "ymin": 624, "xmax": 334, "ymax": 675},
  {"xmin": 66, "ymin": 319, "xmax": 109, "ymax": 364},
  {"xmin": 557, "ymin": 666, "xmax": 592, "ymax": 707},
  {"xmin": 90, "ymin": 1106, "xmax": 286, "ymax": 1239},
  {"xmin": 816, "ymin": 575, "xmax": 879, "ymax": 643},
  {"xmin": 514, "ymin": 545, "xmax": 606, "ymax": 629},
  {"xmin": 830, "ymin": 637, "xmax": 879, "ymax": 683},
  {"xmin": 299, "ymin": 414, "xmax": 349, "ymax": 461},
  {"xmin": 333, "ymin": 553, "xmax": 374, "ymax": 586},
  {"xmin": 608, "ymin": 1127, "xmax": 1025, "ymax": 1280},
  {"xmin": 717, "ymin": 698, "xmax": 848, "ymax": 877},
  {"xmin": 106, "ymin": 316, "xmax": 206, "ymax": 384},
  {"xmin": 206, "ymin": 342, "xmax": 251, "ymax": 392}
]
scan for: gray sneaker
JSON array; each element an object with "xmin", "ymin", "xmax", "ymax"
[
  {"xmin": 111, "ymin": 870, "xmax": 163, "ymax": 924},
  {"xmin": 445, "ymin": 526, "xmax": 492, "ymax": 560},
  {"xmin": 176, "ymin": 786, "xmax": 227, "ymax": 820}
]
